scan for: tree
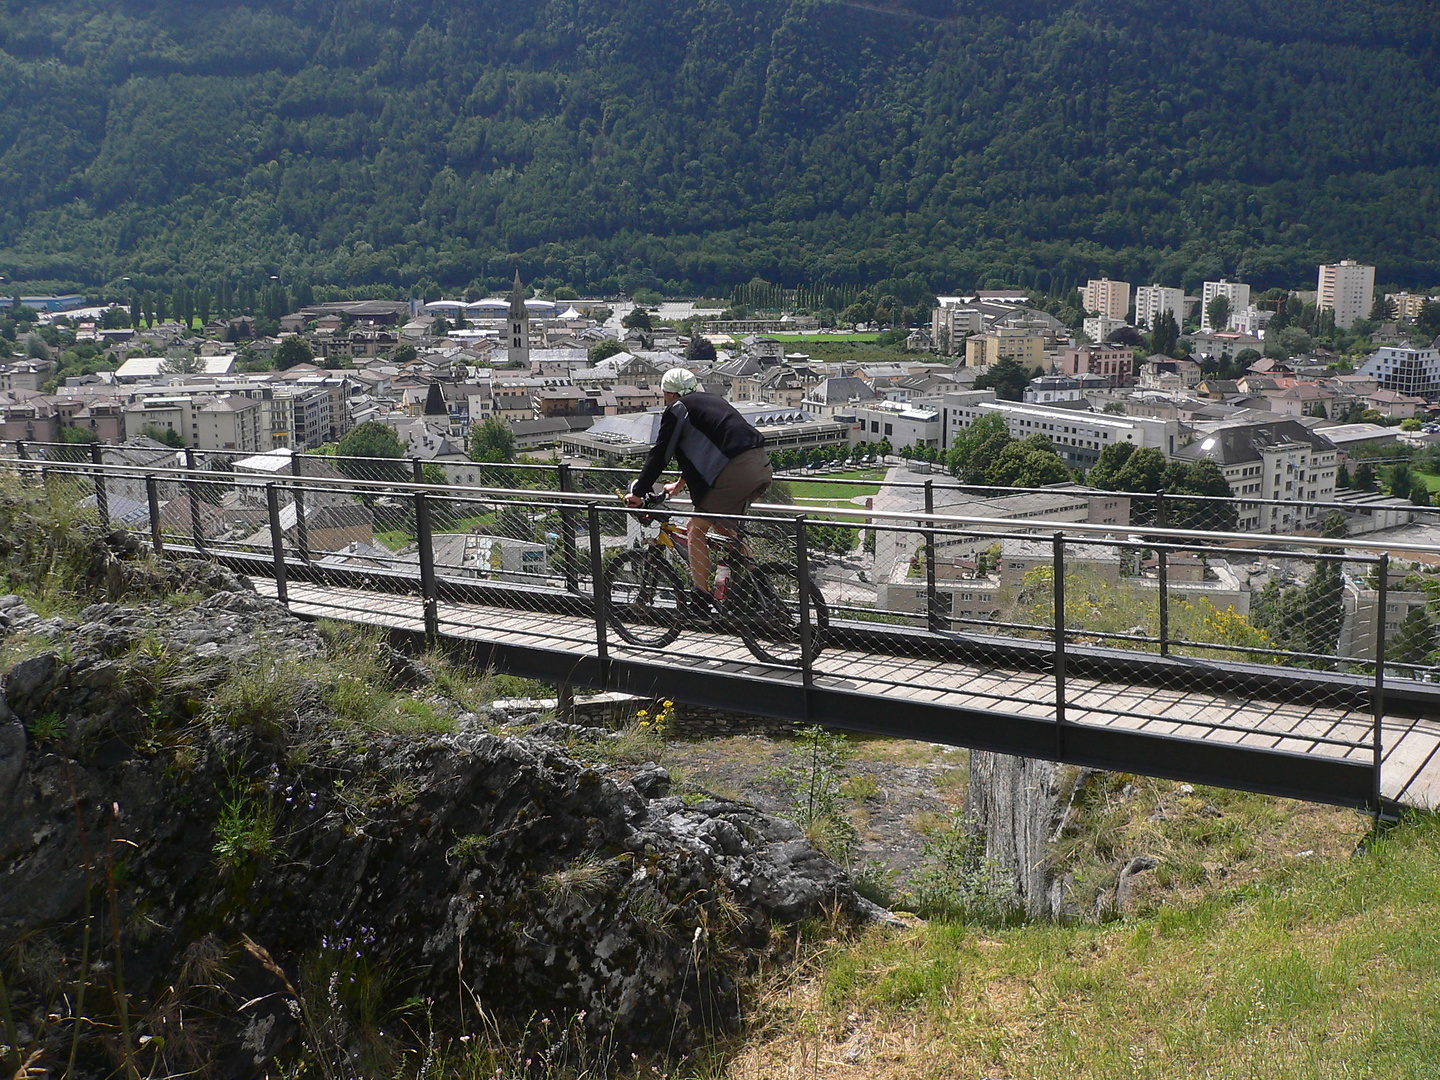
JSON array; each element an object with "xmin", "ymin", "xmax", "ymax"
[
  {"xmin": 1162, "ymin": 459, "xmax": 1236, "ymax": 532},
  {"xmin": 1370, "ymin": 295, "xmax": 1397, "ymax": 323},
  {"xmin": 621, "ymin": 307, "xmax": 653, "ymax": 332},
  {"xmin": 391, "ymin": 343, "xmax": 418, "ymax": 365},
  {"xmin": 1206, "ymin": 294, "xmax": 1230, "ymax": 331},
  {"xmin": 336, "ymin": 421, "xmax": 408, "ymax": 488},
  {"xmin": 974, "ymin": 357, "xmax": 1030, "ymax": 401},
  {"xmin": 985, "ymin": 437, "xmax": 1070, "ymax": 487},
  {"xmin": 589, "ymin": 339, "xmax": 626, "ymax": 364},
  {"xmin": 1148, "ymin": 310, "xmax": 1179, "ymax": 356},
  {"xmin": 467, "ymin": 416, "xmax": 516, "ymax": 463},
  {"xmin": 1416, "ymin": 301, "xmax": 1440, "ymax": 343},
  {"xmin": 1087, "ymin": 443, "xmax": 1167, "ymax": 494},
  {"xmin": 142, "ymin": 424, "xmax": 186, "ymax": 448},
  {"xmin": 946, "ymin": 414, "xmax": 1011, "ymax": 484},
  {"xmin": 1386, "ymin": 607, "xmax": 1436, "ymax": 669},
  {"xmin": 685, "ymin": 335, "xmax": 716, "ymax": 363},
  {"xmin": 1336, "ymin": 463, "xmax": 1352, "ymax": 488},
  {"xmin": 1354, "ymin": 462, "xmax": 1377, "ymax": 491},
  {"xmin": 273, "ymin": 336, "xmax": 314, "ymax": 370}
]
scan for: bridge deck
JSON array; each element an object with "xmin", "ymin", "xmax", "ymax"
[{"xmin": 249, "ymin": 577, "xmax": 1440, "ymax": 813}]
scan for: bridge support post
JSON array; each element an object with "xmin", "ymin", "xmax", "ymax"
[
  {"xmin": 415, "ymin": 490, "xmax": 440, "ymax": 642},
  {"xmin": 183, "ymin": 448, "xmax": 205, "ymax": 553},
  {"xmin": 291, "ymin": 452, "xmax": 310, "ymax": 564},
  {"xmin": 146, "ymin": 475, "xmax": 164, "ymax": 554},
  {"xmin": 1373, "ymin": 553, "xmax": 1388, "ymax": 818},
  {"xmin": 266, "ymin": 482, "xmax": 287, "ymax": 607},
  {"xmin": 1053, "ymin": 532, "xmax": 1066, "ymax": 760},
  {"xmin": 558, "ymin": 463, "xmax": 580, "ymax": 593},
  {"xmin": 923, "ymin": 480, "xmax": 942, "ymax": 632},
  {"xmin": 90, "ymin": 441, "xmax": 109, "ymax": 528},
  {"xmin": 588, "ymin": 505, "xmax": 609, "ymax": 688}
]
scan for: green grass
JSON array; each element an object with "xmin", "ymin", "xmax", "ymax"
[
  {"xmin": 767, "ymin": 332, "xmax": 885, "ymax": 342},
  {"xmin": 779, "ymin": 469, "xmax": 887, "ymax": 505},
  {"xmin": 1410, "ymin": 468, "xmax": 1440, "ymax": 492},
  {"xmin": 739, "ymin": 811, "xmax": 1440, "ymax": 1080}
]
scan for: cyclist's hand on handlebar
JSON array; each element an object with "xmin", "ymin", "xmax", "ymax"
[{"xmin": 623, "ymin": 491, "xmax": 643, "ymax": 508}]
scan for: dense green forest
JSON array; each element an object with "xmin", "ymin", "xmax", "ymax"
[{"xmin": 1, "ymin": 0, "xmax": 1438, "ymax": 298}]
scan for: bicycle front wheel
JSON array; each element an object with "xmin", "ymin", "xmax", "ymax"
[
  {"xmin": 604, "ymin": 548, "xmax": 688, "ymax": 648},
  {"xmin": 734, "ymin": 561, "xmax": 828, "ymax": 666}
]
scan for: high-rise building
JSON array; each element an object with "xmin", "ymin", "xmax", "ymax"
[
  {"xmin": 1134, "ymin": 284, "xmax": 1186, "ymax": 330},
  {"xmin": 1200, "ymin": 280, "xmax": 1250, "ymax": 332},
  {"xmin": 1386, "ymin": 293, "xmax": 1433, "ymax": 321},
  {"xmin": 1082, "ymin": 278, "xmax": 1131, "ymax": 322},
  {"xmin": 1317, "ymin": 260, "xmax": 1376, "ymax": 329}
]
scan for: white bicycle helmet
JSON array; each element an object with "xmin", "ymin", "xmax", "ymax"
[{"xmin": 660, "ymin": 367, "xmax": 700, "ymax": 395}]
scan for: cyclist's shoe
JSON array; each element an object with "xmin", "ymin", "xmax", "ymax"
[{"xmin": 688, "ymin": 589, "xmax": 717, "ymax": 617}]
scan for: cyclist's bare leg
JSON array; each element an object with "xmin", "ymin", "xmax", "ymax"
[
  {"xmin": 687, "ymin": 515, "xmax": 715, "ymax": 594},
  {"xmin": 687, "ymin": 513, "xmax": 744, "ymax": 592}
]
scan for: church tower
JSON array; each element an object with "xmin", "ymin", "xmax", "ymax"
[{"xmin": 507, "ymin": 268, "xmax": 530, "ymax": 368}]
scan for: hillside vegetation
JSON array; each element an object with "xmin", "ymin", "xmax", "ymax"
[{"xmin": 1, "ymin": 0, "xmax": 1438, "ymax": 295}]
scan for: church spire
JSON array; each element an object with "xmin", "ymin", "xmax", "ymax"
[
  {"xmin": 508, "ymin": 268, "xmax": 526, "ymax": 321},
  {"xmin": 507, "ymin": 268, "xmax": 530, "ymax": 367}
]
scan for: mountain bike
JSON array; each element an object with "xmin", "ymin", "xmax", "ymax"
[{"xmin": 603, "ymin": 492, "xmax": 828, "ymax": 665}]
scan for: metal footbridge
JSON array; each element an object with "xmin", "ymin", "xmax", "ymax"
[{"xmin": 8, "ymin": 446, "xmax": 1440, "ymax": 816}]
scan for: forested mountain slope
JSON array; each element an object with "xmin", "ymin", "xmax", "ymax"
[{"xmin": 1, "ymin": 0, "xmax": 1437, "ymax": 295}]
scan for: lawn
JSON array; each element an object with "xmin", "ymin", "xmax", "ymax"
[{"xmin": 774, "ymin": 468, "xmax": 888, "ymax": 505}]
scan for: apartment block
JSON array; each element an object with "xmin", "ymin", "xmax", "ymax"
[
  {"xmin": 1317, "ymin": 260, "xmax": 1376, "ymax": 329},
  {"xmin": 964, "ymin": 327, "xmax": 1045, "ymax": 369},
  {"xmin": 1082, "ymin": 278, "xmax": 1131, "ymax": 322},
  {"xmin": 941, "ymin": 389, "xmax": 1179, "ymax": 469},
  {"xmin": 1059, "ymin": 343, "xmax": 1133, "ymax": 386},
  {"xmin": 1355, "ymin": 345, "xmax": 1440, "ymax": 399},
  {"xmin": 1386, "ymin": 292, "xmax": 1434, "ymax": 321},
  {"xmin": 1200, "ymin": 280, "xmax": 1251, "ymax": 331},
  {"xmin": 1172, "ymin": 419, "xmax": 1338, "ymax": 534},
  {"xmin": 1134, "ymin": 284, "xmax": 1186, "ymax": 330}
]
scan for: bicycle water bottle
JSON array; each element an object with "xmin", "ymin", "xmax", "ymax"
[{"xmin": 713, "ymin": 561, "xmax": 730, "ymax": 601}]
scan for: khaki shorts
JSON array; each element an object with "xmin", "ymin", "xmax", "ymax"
[{"xmin": 695, "ymin": 447, "xmax": 773, "ymax": 520}]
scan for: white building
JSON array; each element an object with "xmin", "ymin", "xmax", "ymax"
[
  {"xmin": 1134, "ymin": 284, "xmax": 1186, "ymax": 331},
  {"xmin": 941, "ymin": 389, "xmax": 1180, "ymax": 469},
  {"xmin": 1355, "ymin": 345, "xmax": 1440, "ymax": 399},
  {"xmin": 1172, "ymin": 419, "xmax": 1338, "ymax": 534},
  {"xmin": 1082, "ymin": 278, "xmax": 1131, "ymax": 322},
  {"xmin": 849, "ymin": 400, "xmax": 941, "ymax": 451},
  {"xmin": 1317, "ymin": 260, "xmax": 1376, "ymax": 330},
  {"xmin": 1083, "ymin": 315, "xmax": 1128, "ymax": 343},
  {"xmin": 1200, "ymin": 280, "xmax": 1251, "ymax": 331}
]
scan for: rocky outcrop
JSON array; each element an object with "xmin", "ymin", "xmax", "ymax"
[{"xmin": 0, "ymin": 583, "xmax": 875, "ymax": 1077}]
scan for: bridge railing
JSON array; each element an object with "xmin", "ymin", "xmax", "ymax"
[{"xmin": 3, "ymin": 445, "xmax": 1429, "ymax": 788}]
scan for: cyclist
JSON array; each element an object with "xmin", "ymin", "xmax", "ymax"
[{"xmin": 626, "ymin": 367, "xmax": 773, "ymax": 610}]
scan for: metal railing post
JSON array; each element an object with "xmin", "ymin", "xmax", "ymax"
[
  {"xmin": 15, "ymin": 440, "xmax": 33, "ymax": 488},
  {"xmin": 1157, "ymin": 542, "xmax": 1170, "ymax": 657},
  {"xmin": 90, "ymin": 442, "xmax": 109, "ymax": 527},
  {"xmin": 415, "ymin": 489, "xmax": 440, "ymax": 642},
  {"xmin": 411, "ymin": 457, "xmax": 425, "ymax": 485},
  {"xmin": 794, "ymin": 515, "xmax": 815, "ymax": 706},
  {"xmin": 146, "ymin": 475, "xmax": 164, "ymax": 553},
  {"xmin": 558, "ymin": 463, "xmax": 579, "ymax": 592},
  {"xmin": 183, "ymin": 448, "xmax": 205, "ymax": 552},
  {"xmin": 291, "ymin": 452, "xmax": 310, "ymax": 563},
  {"xmin": 1053, "ymin": 531, "xmax": 1067, "ymax": 759},
  {"xmin": 923, "ymin": 479, "xmax": 942, "ymax": 632},
  {"xmin": 1373, "ymin": 553, "xmax": 1389, "ymax": 818},
  {"xmin": 266, "ymin": 482, "xmax": 288, "ymax": 607},
  {"xmin": 588, "ymin": 505, "xmax": 609, "ymax": 687}
]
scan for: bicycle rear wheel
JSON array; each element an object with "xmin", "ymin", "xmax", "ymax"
[
  {"xmin": 604, "ymin": 548, "xmax": 688, "ymax": 648},
  {"xmin": 734, "ymin": 561, "xmax": 828, "ymax": 665}
]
